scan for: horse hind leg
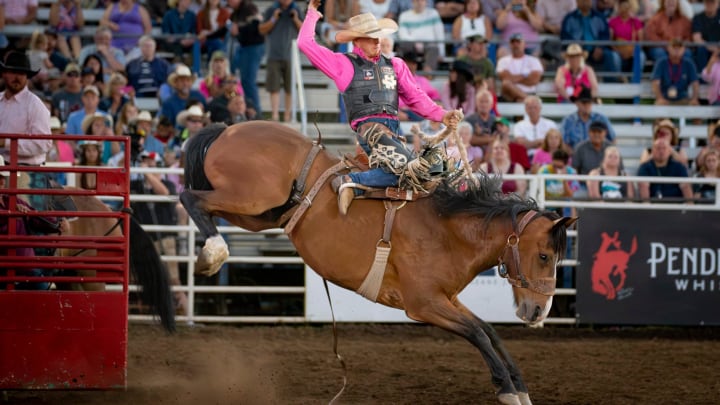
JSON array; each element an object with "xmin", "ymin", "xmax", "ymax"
[
  {"xmin": 404, "ymin": 296, "xmax": 522, "ymax": 404},
  {"xmin": 179, "ymin": 190, "xmax": 229, "ymax": 277}
]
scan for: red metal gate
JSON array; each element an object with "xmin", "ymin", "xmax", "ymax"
[{"xmin": 0, "ymin": 133, "xmax": 131, "ymax": 389}]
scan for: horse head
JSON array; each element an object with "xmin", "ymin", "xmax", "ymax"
[{"xmin": 500, "ymin": 212, "xmax": 577, "ymax": 325}]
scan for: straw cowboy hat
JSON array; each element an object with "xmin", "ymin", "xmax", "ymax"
[
  {"xmin": 130, "ymin": 110, "xmax": 153, "ymax": 124},
  {"xmin": 335, "ymin": 13, "xmax": 398, "ymax": 44},
  {"xmin": 77, "ymin": 139, "xmax": 103, "ymax": 151},
  {"xmin": 81, "ymin": 112, "xmax": 113, "ymax": 134},
  {"xmin": 653, "ymin": 119, "xmax": 679, "ymax": 141},
  {"xmin": 563, "ymin": 43, "xmax": 588, "ymax": 59},
  {"xmin": 167, "ymin": 64, "xmax": 195, "ymax": 88},
  {"xmin": 0, "ymin": 51, "xmax": 40, "ymax": 78},
  {"xmin": 176, "ymin": 105, "xmax": 208, "ymax": 127}
]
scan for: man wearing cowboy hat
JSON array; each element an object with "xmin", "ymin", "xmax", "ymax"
[
  {"xmin": 298, "ymin": 0, "xmax": 462, "ymax": 215},
  {"xmin": 159, "ymin": 64, "xmax": 207, "ymax": 128}
]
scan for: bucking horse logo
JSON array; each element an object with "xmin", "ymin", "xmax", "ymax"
[{"xmin": 591, "ymin": 232, "xmax": 638, "ymax": 300}]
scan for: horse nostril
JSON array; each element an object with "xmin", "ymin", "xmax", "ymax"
[{"xmin": 531, "ymin": 305, "xmax": 541, "ymax": 322}]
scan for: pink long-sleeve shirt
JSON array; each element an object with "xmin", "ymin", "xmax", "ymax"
[{"xmin": 297, "ymin": 9, "xmax": 446, "ymax": 130}]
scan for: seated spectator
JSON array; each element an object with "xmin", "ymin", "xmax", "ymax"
[
  {"xmin": 536, "ymin": 0, "xmax": 576, "ymax": 35},
  {"xmin": 651, "ymin": 38, "xmax": 699, "ymax": 106},
  {"xmin": 440, "ymin": 60, "xmax": 476, "ymax": 113},
  {"xmin": 199, "ymin": 51, "xmax": 243, "ymax": 101},
  {"xmin": 398, "ymin": 51, "xmax": 440, "ymax": 121},
  {"xmin": 594, "ymin": 0, "xmax": 615, "ymax": 19},
  {"xmin": 146, "ymin": 0, "xmax": 169, "ymax": 27},
  {"xmin": 692, "ymin": 0, "xmax": 720, "ymax": 74},
  {"xmin": 176, "ymin": 105, "xmax": 209, "ymax": 145},
  {"xmin": 44, "ymin": 31, "xmax": 70, "ymax": 73},
  {"xmin": 81, "ymin": 111, "xmax": 118, "ymax": 164},
  {"xmin": 160, "ymin": 64, "xmax": 207, "ymax": 128},
  {"xmin": 75, "ymin": 140, "xmax": 104, "ymax": 189},
  {"xmin": 100, "ymin": 0, "xmax": 152, "ymax": 55},
  {"xmin": 49, "ymin": 0, "xmax": 84, "ymax": 61},
  {"xmin": 100, "ymin": 72, "xmax": 133, "ymax": 123},
  {"xmin": 478, "ymin": 0, "xmax": 510, "ymax": 25},
  {"xmin": 495, "ymin": 116, "xmax": 530, "ymax": 171},
  {"xmin": 79, "ymin": 27, "xmax": 127, "ymax": 79},
  {"xmin": 446, "ymin": 121, "xmax": 484, "ymax": 170},
  {"xmin": 561, "ymin": 0, "xmax": 622, "ymax": 80},
  {"xmin": 81, "ymin": 63, "xmax": 104, "ymax": 92},
  {"xmin": 144, "ymin": 114, "xmax": 182, "ymax": 155},
  {"xmin": 608, "ymin": 0, "xmax": 646, "ymax": 73},
  {"xmin": 587, "ymin": 145, "xmax": 635, "ymax": 200},
  {"xmin": 451, "ymin": 0, "xmax": 493, "ymax": 44},
  {"xmin": 538, "ymin": 149, "xmax": 580, "ymax": 214},
  {"xmin": 66, "ymin": 85, "xmax": 105, "ymax": 135},
  {"xmin": 637, "ymin": 138, "xmax": 693, "ymax": 201},
  {"xmin": 694, "ymin": 121, "xmax": 720, "ymax": 171},
  {"xmin": 639, "ymin": 119, "xmax": 689, "ymax": 167},
  {"xmin": 51, "ymin": 64, "xmax": 83, "ymax": 123},
  {"xmin": 209, "ymin": 87, "xmax": 251, "ymax": 125},
  {"xmin": 26, "ymin": 31, "xmax": 54, "ymax": 86},
  {"xmin": 125, "ymin": 36, "xmax": 171, "ymax": 98},
  {"xmin": 644, "ymin": 0, "xmax": 692, "ymax": 63},
  {"xmin": 572, "ymin": 120, "xmax": 619, "ymax": 177},
  {"xmin": 702, "ymin": 49, "xmax": 720, "ymax": 106},
  {"xmin": 478, "ymin": 138, "xmax": 528, "ymax": 196},
  {"xmin": 2, "ymin": 0, "xmax": 37, "ymax": 25},
  {"xmin": 693, "ymin": 148, "xmax": 718, "ymax": 202},
  {"xmin": 495, "ymin": 33, "xmax": 543, "ymax": 102},
  {"xmin": 495, "ymin": 0, "xmax": 543, "ymax": 57},
  {"xmin": 554, "ymin": 43, "xmax": 599, "ymax": 103},
  {"xmin": 456, "ymin": 35, "xmax": 495, "ymax": 92},
  {"xmin": 162, "ymin": 0, "xmax": 198, "ymax": 63},
  {"xmin": 513, "ymin": 95, "xmax": 558, "ymax": 157},
  {"xmin": 114, "ymin": 101, "xmax": 139, "ymax": 135},
  {"xmin": 465, "ymin": 89, "xmax": 497, "ymax": 152},
  {"xmin": 531, "ymin": 128, "xmax": 567, "ymax": 173},
  {"xmin": 196, "ymin": 0, "xmax": 231, "ymax": 59},
  {"xmin": 397, "ymin": 0, "xmax": 445, "ymax": 71},
  {"xmin": 560, "ymin": 85, "xmax": 616, "ymax": 151},
  {"xmin": 359, "ymin": 0, "xmax": 392, "ymax": 19},
  {"xmin": 320, "ymin": 0, "xmax": 361, "ymax": 48}
]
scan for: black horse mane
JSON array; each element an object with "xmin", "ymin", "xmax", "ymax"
[{"xmin": 184, "ymin": 123, "xmax": 228, "ymax": 191}]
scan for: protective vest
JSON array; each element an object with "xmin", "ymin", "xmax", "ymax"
[{"xmin": 341, "ymin": 53, "xmax": 399, "ymax": 125}]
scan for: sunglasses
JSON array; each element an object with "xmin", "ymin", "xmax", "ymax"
[
  {"xmin": 187, "ymin": 118, "xmax": 204, "ymax": 123},
  {"xmin": 67, "ymin": 72, "xmax": 80, "ymax": 77}
]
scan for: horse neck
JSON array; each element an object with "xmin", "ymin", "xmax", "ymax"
[{"xmin": 450, "ymin": 214, "xmax": 514, "ymax": 273}]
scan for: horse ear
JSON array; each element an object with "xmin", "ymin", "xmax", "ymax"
[{"xmin": 552, "ymin": 216, "xmax": 578, "ymax": 230}]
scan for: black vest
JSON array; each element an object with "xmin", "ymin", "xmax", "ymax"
[{"xmin": 342, "ymin": 53, "xmax": 399, "ymax": 125}]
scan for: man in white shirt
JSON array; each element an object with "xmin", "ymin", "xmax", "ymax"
[
  {"xmin": 512, "ymin": 95, "xmax": 557, "ymax": 156},
  {"xmin": 496, "ymin": 33, "xmax": 544, "ymax": 102},
  {"xmin": 397, "ymin": 0, "xmax": 445, "ymax": 71}
]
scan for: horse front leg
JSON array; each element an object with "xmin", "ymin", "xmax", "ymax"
[
  {"xmin": 179, "ymin": 190, "xmax": 229, "ymax": 276},
  {"xmin": 404, "ymin": 297, "xmax": 522, "ymax": 405}
]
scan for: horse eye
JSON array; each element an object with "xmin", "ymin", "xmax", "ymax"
[{"xmin": 539, "ymin": 254, "xmax": 548, "ymax": 262}]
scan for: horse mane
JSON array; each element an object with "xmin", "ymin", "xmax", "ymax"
[{"xmin": 184, "ymin": 123, "xmax": 228, "ymax": 191}]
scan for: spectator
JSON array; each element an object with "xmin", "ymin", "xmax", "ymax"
[
  {"xmin": 125, "ymin": 36, "xmax": 171, "ymax": 98},
  {"xmin": 694, "ymin": 121, "xmax": 720, "ymax": 171},
  {"xmin": 1, "ymin": 0, "xmax": 38, "ymax": 25},
  {"xmin": 66, "ymin": 85, "xmax": 105, "ymax": 135},
  {"xmin": 176, "ymin": 105, "xmax": 209, "ymax": 145},
  {"xmin": 359, "ymin": 0, "xmax": 392, "ymax": 19},
  {"xmin": 398, "ymin": 50, "xmax": 440, "ymax": 121},
  {"xmin": 199, "ymin": 51, "xmax": 243, "ymax": 101},
  {"xmin": 587, "ymin": 145, "xmax": 635, "ymax": 200},
  {"xmin": 209, "ymin": 83, "xmax": 253, "ymax": 124},
  {"xmin": 100, "ymin": 72, "xmax": 133, "ymax": 123},
  {"xmin": 702, "ymin": 49, "xmax": 720, "ymax": 106},
  {"xmin": 396, "ymin": 0, "xmax": 445, "ymax": 72},
  {"xmin": 100, "ymin": 0, "xmax": 152, "ymax": 55},
  {"xmin": 380, "ymin": 36, "xmax": 395, "ymax": 57},
  {"xmin": 594, "ymin": 0, "xmax": 615, "ymax": 18},
  {"xmin": 560, "ymin": 85, "xmax": 616, "ymax": 150},
  {"xmin": 44, "ymin": 31, "xmax": 70, "ymax": 73},
  {"xmin": 440, "ymin": 60, "xmax": 476, "ymax": 113},
  {"xmin": 145, "ymin": 1, "xmax": 168, "ymax": 27},
  {"xmin": 144, "ymin": 114, "xmax": 181, "ymax": 155},
  {"xmin": 538, "ymin": 149, "xmax": 580, "ymax": 213},
  {"xmin": 692, "ymin": 0, "xmax": 720, "ymax": 73},
  {"xmin": 465, "ymin": 89, "xmax": 497, "ymax": 152},
  {"xmin": 536, "ymin": 0, "xmax": 576, "ymax": 34},
  {"xmin": 385, "ymin": 0, "xmax": 436, "ymax": 20},
  {"xmin": 259, "ymin": 0, "xmax": 304, "ymax": 122},
  {"xmin": 162, "ymin": 0, "xmax": 198, "ymax": 63},
  {"xmin": 531, "ymin": 127, "xmax": 567, "ymax": 173},
  {"xmin": 451, "ymin": 0, "xmax": 493, "ymax": 43},
  {"xmin": 495, "ymin": 0, "xmax": 544, "ymax": 57},
  {"xmin": 196, "ymin": 0, "xmax": 231, "ymax": 60},
  {"xmin": 554, "ymin": 43, "xmax": 599, "ymax": 103},
  {"xmin": 650, "ymin": 38, "xmax": 699, "ymax": 106},
  {"xmin": 320, "ymin": 0, "xmax": 361, "ymax": 48},
  {"xmin": 572, "ymin": 120, "xmax": 618, "ymax": 176},
  {"xmin": 609, "ymin": 0, "xmax": 646, "ymax": 73},
  {"xmin": 637, "ymin": 138, "xmax": 693, "ymax": 201},
  {"xmin": 446, "ymin": 121, "xmax": 484, "ymax": 170},
  {"xmin": 159, "ymin": 64, "xmax": 207, "ymax": 127},
  {"xmin": 79, "ymin": 28, "xmax": 127, "ymax": 78},
  {"xmin": 639, "ymin": 119, "xmax": 689, "ymax": 167},
  {"xmin": 26, "ymin": 31, "xmax": 54, "ymax": 85},
  {"xmin": 693, "ymin": 148, "xmax": 718, "ymax": 202},
  {"xmin": 0, "ymin": 4, "xmax": 6, "ymax": 51},
  {"xmin": 228, "ymin": 0, "xmax": 266, "ymax": 118},
  {"xmin": 51, "ymin": 63, "xmax": 83, "ymax": 123},
  {"xmin": 512, "ymin": 95, "xmax": 558, "ymax": 157},
  {"xmin": 114, "ymin": 100, "xmax": 138, "ymax": 135},
  {"xmin": 644, "ymin": 0, "xmax": 692, "ymax": 63},
  {"xmin": 435, "ymin": 0, "xmax": 466, "ymax": 28},
  {"xmin": 455, "ymin": 34, "xmax": 495, "ymax": 91},
  {"xmin": 561, "ymin": 0, "xmax": 622, "ymax": 79},
  {"xmin": 496, "ymin": 33, "xmax": 543, "ymax": 101},
  {"xmin": 75, "ymin": 140, "xmax": 104, "ymax": 189},
  {"xmin": 81, "ymin": 111, "xmax": 119, "ymax": 164},
  {"xmin": 494, "ymin": 116, "xmax": 530, "ymax": 171},
  {"xmin": 49, "ymin": 0, "xmax": 84, "ymax": 61},
  {"xmin": 478, "ymin": 138, "xmax": 528, "ymax": 196}
]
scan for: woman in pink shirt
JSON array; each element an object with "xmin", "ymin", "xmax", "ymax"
[
  {"xmin": 608, "ymin": 0, "xmax": 645, "ymax": 72},
  {"xmin": 298, "ymin": 0, "xmax": 461, "ymax": 214},
  {"xmin": 702, "ymin": 50, "xmax": 720, "ymax": 106}
]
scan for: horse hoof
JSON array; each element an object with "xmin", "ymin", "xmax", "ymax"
[
  {"xmin": 497, "ymin": 393, "xmax": 521, "ymax": 405},
  {"xmin": 518, "ymin": 392, "xmax": 532, "ymax": 405},
  {"xmin": 195, "ymin": 235, "xmax": 229, "ymax": 276}
]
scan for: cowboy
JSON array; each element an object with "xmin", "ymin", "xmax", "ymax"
[
  {"xmin": 160, "ymin": 64, "xmax": 207, "ymax": 128},
  {"xmin": 298, "ymin": 0, "xmax": 462, "ymax": 215}
]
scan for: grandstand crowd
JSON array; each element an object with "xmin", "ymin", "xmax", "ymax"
[{"xmin": 0, "ymin": 0, "xmax": 718, "ymax": 206}]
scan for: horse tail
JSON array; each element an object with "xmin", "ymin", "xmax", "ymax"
[
  {"xmin": 128, "ymin": 215, "xmax": 176, "ymax": 333},
  {"xmin": 184, "ymin": 123, "xmax": 228, "ymax": 191}
]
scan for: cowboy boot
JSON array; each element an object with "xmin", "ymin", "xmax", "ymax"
[{"xmin": 330, "ymin": 175, "xmax": 355, "ymax": 215}]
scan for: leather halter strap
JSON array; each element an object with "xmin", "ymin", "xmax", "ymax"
[{"xmin": 497, "ymin": 210, "xmax": 556, "ymax": 296}]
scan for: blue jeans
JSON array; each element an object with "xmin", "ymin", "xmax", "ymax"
[
  {"xmin": 233, "ymin": 43, "xmax": 266, "ymax": 116},
  {"xmin": 350, "ymin": 118, "xmax": 404, "ymax": 192},
  {"xmin": 589, "ymin": 48, "xmax": 622, "ymax": 81},
  {"xmin": 204, "ymin": 38, "xmax": 226, "ymax": 63}
]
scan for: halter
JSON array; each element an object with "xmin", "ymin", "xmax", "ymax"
[{"xmin": 497, "ymin": 210, "xmax": 556, "ymax": 296}]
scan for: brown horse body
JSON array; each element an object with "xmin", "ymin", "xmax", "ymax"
[{"xmin": 181, "ymin": 121, "xmax": 576, "ymax": 404}]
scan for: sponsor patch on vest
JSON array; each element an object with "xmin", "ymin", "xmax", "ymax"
[
  {"xmin": 363, "ymin": 69, "xmax": 375, "ymax": 80},
  {"xmin": 380, "ymin": 67, "xmax": 393, "ymax": 75},
  {"xmin": 382, "ymin": 73, "xmax": 397, "ymax": 90}
]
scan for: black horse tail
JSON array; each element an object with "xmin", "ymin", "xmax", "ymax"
[
  {"xmin": 184, "ymin": 123, "xmax": 228, "ymax": 191},
  {"xmin": 128, "ymin": 216, "xmax": 176, "ymax": 333}
]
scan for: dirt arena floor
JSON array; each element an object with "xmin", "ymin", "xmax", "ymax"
[{"xmin": 5, "ymin": 323, "xmax": 720, "ymax": 405}]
